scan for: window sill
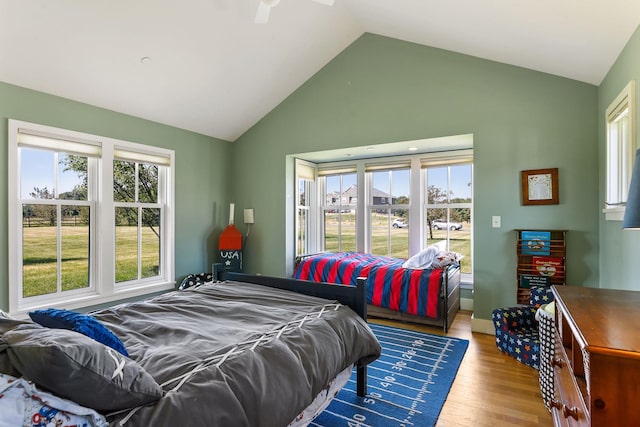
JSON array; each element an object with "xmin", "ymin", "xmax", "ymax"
[
  {"xmin": 603, "ymin": 206, "xmax": 625, "ymax": 221},
  {"xmin": 10, "ymin": 281, "xmax": 175, "ymax": 319}
]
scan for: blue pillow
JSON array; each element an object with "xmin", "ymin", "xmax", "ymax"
[{"xmin": 28, "ymin": 309, "xmax": 128, "ymax": 356}]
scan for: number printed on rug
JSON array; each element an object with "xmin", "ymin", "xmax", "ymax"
[{"xmin": 311, "ymin": 323, "xmax": 468, "ymax": 427}]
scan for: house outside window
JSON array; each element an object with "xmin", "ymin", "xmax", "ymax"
[
  {"xmin": 604, "ymin": 80, "xmax": 636, "ymax": 220},
  {"xmin": 319, "ymin": 166, "xmax": 357, "ymax": 252},
  {"xmin": 366, "ymin": 164, "xmax": 410, "ymax": 258},
  {"xmin": 8, "ymin": 120, "xmax": 175, "ymax": 315}
]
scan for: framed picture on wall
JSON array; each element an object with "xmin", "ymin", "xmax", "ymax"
[{"xmin": 521, "ymin": 168, "xmax": 559, "ymax": 205}]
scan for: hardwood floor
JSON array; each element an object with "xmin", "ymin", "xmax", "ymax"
[{"xmin": 370, "ymin": 310, "xmax": 553, "ymax": 426}]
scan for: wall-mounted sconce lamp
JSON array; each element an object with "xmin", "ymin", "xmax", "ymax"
[
  {"xmin": 623, "ymin": 149, "xmax": 640, "ymax": 229},
  {"xmin": 244, "ymin": 208, "xmax": 255, "ymax": 236}
]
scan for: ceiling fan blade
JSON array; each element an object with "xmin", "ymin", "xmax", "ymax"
[
  {"xmin": 255, "ymin": 2, "xmax": 271, "ymax": 24},
  {"xmin": 311, "ymin": 0, "xmax": 335, "ymax": 5}
]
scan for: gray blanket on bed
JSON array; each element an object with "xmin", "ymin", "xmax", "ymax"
[{"xmin": 92, "ymin": 280, "xmax": 381, "ymax": 427}]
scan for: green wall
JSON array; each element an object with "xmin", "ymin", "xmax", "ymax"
[
  {"xmin": 598, "ymin": 26, "xmax": 640, "ymax": 290},
  {"xmin": 231, "ymin": 33, "xmax": 600, "ymax": 323},
  {"xmin": 0, "ymin": 81, "xmax": 232, "ymax": 311}
]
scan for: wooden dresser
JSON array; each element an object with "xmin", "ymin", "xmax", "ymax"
[{"xmin": 550, "ymin": 286, "xmax": 640, "ymax": 426}]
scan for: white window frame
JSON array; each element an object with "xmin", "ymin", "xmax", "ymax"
[
  {"xmin": 8, "ymin": 119, "xmax": 175, "ymax": 316},
  {"xmin": 295, "ymin": 159, "xmax": 317, "ymax": 257},
  {"xmin": 421, "ymin": 153, "xmax": 474, "ymax": 285},
  {"xmin": 365, "ymin": 162, "xmax": 412, "ymax": 258},
  {"xmin": 318, "ymin": 166, "xmax": 358, "ymax": 252},
  {"xmin": 299, "ymin": 150, "xmax": 473, "ymax": 287},
  {"xmin": 604, "ymin": 80, "xmax": 636, "ymax": 221}
]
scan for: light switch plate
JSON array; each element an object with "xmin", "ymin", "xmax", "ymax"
[{"xmin": 492, "ymin": 216, "xmax": 501, "ymax": 228}]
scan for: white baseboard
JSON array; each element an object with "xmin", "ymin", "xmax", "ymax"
[
  {"xmin": 471, "ymin": 314, "xmax": 495, "ymax": 335},
  {"xmin": 460, "ymin": 297, "xmax": 473, "ymax": 311}
]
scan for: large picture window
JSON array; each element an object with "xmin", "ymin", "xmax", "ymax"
[{"xmin": 8, "ymin": 120, "xmax": 175, "ymax": 315}]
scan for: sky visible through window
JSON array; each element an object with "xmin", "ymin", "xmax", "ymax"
[{"xmin": 21, "ymin": 149, "xmax": 84, "ymax": 199}]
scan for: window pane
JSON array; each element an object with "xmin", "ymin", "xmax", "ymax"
[
  {"xmin": 298, "ymin": 179, "xmax": 308, "ymax": 206},
  {"xmin": 324, "ymin": 210, "xmax": 356, "ymax": 252},
  {"xmin": 325, "ymin": 175, "xmax": 340, "ymax": 207},
  {"xmin": 61, "ymin": 206, "xmax": 90, "ymax": 291},
  {"xmin": 370, "ymin": 210, "xmax": 390, "ymax": 256},
  {"xmin": 323, "ymin": 173, "xmax": 357, "ymax": 251},
  {"xmin": 325, "ymin": 174, "xmax": 357, "ymax": 207},
  {"xmin": 21, "ymin": 148, "xmax": 54, "ymax": 200},
  {"xmin": 426, "ymin": 208, "xmax": 448, "ymax": 247},
  {"xmin": 391, "ymin": 169, "xmax": 410, "ymax": 203},
  {"xmin": 141, "ymin": 208, "xmax": 160, "ymax": 278},
  {"xmin": 390, "ymin": 208, "xmax": 409, "ymax": 259},
  {"xmin": 450, "ymin": 165, "xmax": 472, "ymax": 201},
  {"xmin": 426, "ymin": 167, "xmax": 448, "ymax": 203},
  {"xmin": 342, "ymin": 174, "xmax": 357, "ymax": 204},
  {"xmin": 297, "ymin": 208, "xmax": 308, "ymax": 256},
  {"xmin": 426, "ymin": 206, "xmax": 448, "ymax": 229},
  {"xmin": 340, "ymin": 211, "xmax": 356, "ymax": 251},
  {"xmin": 58, "ymin": 154, "xmax": 88, "ymax": 201},
  {"xmin": 138, "ymin": 164, "xmax": 158, "ymax": 203},
  {"xmin": 324, "ymin": 211, "xmax": 339, "ymax": 251},
  {"xmin": 372, "ymin": 171, "xmax": 390, "ymax": 205},
  {"xmin": 22, "ymin": 205, "xmax": 57, "ymax": 297},
  {"xmin": 296, "ymin": 178, "xmax": 313, "ymax": 256},
  {"xmin": 114, "ymin": 160, "xmax": 136, "ymax": 202},
  {"xmin": 450, "ymin": 208, "xmax": 471, "ymax": 274},
  {"xmin": 115, "ymin": 207, "xmax": 138, "ymax": 282},
  {"xmin": 370, "ymin": 209, "xmax": 409, "ymax": 258}
]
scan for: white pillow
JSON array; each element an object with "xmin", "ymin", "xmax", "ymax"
[{"xmin": 402, "ymin": 245, "xmax": 439, "ymax": 269}]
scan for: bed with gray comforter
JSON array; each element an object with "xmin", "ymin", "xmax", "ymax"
[{"xmin": 92, "ymin": 280, "xmax": 381, "ymax": 426}]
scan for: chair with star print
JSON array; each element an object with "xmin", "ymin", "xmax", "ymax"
[{"xmin": 491, "ymin": 286, "xmax": 555, "ymax": 370}]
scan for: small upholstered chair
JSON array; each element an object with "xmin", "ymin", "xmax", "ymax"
[{"xmin": 492, "ymin": 286, "xmax": 555, "ymax": 370}]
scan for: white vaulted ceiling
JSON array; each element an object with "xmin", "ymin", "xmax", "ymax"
[{"xmin": 1, "ymin": 0, "xmax": 639, "ymax": 141}]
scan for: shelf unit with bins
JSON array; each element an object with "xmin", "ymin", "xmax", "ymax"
[{"xmin": 515, "ymin": 229, "xmax": 566, "ymax": 305}]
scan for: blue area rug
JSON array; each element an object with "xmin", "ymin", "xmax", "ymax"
[{"xmin": 312, "ymin": 323, "xmax": 468, "ymax": 427}]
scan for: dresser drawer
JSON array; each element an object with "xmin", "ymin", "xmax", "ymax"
[{"xmin": 551, "ymin": 331, "xmax": 589, "ymax": 426}]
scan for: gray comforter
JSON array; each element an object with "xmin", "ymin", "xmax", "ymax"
[{"xmin": 92, "ymin": 280, "xmax": 381, "ymax": 427}]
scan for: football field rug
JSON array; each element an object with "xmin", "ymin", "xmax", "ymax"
[{"xmin": 311, "ymin": 322, "xmax": 469, "ymax": 427}]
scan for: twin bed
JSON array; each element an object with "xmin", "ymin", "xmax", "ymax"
[{"xmin": 295, "ymin": 251, "xmax": 462, "ymax": 332}]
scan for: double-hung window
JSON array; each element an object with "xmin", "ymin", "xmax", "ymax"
[
  {"xmin": 422, "ymin": 152, "xmax": 473, "ymax": 281},
  {"xmin": 366, "ymin": 162, "xmax": 411, "ymax": 258},
  {"xmin": 295, "ymin": 160, "xmax": 316, "ymax": 257},
  {"xmin": 113, "ymin": 149, "xmax": 170, "ymax": 284},
  {"xmin": 319, "ymin": 165, "xmax": 357, "ymax": 252},
  {"xmin": 605, "ymin": 80, "xmax": 636, "ymax": 220},
  {"xmin": 8, "ymin": 120, "xmax": 175, "ymax": 315}
]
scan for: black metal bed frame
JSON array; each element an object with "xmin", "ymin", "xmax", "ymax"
[{"xmin": 212, "ymin": 263, "xmax": 369, "ymax": 397}]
